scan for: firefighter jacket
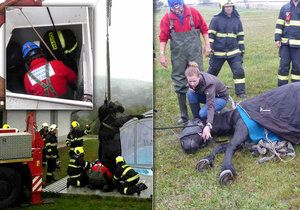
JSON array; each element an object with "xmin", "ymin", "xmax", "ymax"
[
  {"xmin": 67, "ymin": 158, "xmax": 91, "ymax": 180},
  {"xmin": 39, "ymin": 129, "xmax": 49, "ymax": 139},
  {"xmin": 275, "ymin": 1, "xmax": 300, "ymax": 48},
  {"xmin": 190, "ymin": 72, "xmax": 229, "ymax": 125},
  {"xmin": 44, "ymin": 133, "xmax": 58, "ymax": 159},
  {"xmin": 66, "ymin": 129, "xmax": 88, "ymax": 148},
  {"xmin": 209, "ymin": 9, "xmax": 244, "ymax": 58},
  {"xmin": 113, "ymin": 162, "xmax": 140, "ymax": 184}
]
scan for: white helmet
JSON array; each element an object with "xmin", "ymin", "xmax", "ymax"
[
  {"xmin": 42, "ymin": 122, "xmax": 49, "ymax": 129},
  {"xmin": 49, "ymin": 124, "xmax": 57, "ymax": 132},
  {"xmin": 219, "ymin": 0, "xmax": 235, "ymax": 8}
]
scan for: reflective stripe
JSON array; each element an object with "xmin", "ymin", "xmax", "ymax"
[
  {"xmin": 234, "ymin": 78, "xmax": 245, "ymax": 84},
  {"xmin": 69, "ymin": 174, "xmax": 81, "ymax": 178},
  {"xmin": 276, "ymin": 19, "xmax": 285, "ymax": 25},
  {"xmin": 208, "ymin": 29, "xmax": 216, "ymax": 35},
  {"xmin": 77, "ymin": 180, "xmax": 81, "ymax": 187},
  {"xmin": 50, "ymin": 143, "xmax": 57, "ymax": 146},
  {"xmin": 238, "ymin": 40, "xmax": 244, "ymax": 44},
  {"xmin": 68, "ymin": 164, "xmax": 80, "ymax": 168},
  {"xmin": 45, "ymin": 143, "xmax": 51, "ymax": 146},
  {"xmin": 124, "ymin": 187, "xmax": 128, "ymax": 194},
  {"xmin": 46, "ymin": 172, "xmax": 53, "ymax": 176},
  {"xmin": 291, "ymin": 74, "xmax": 300, "ymax": 80},
  {"xmin": 278, "ymin": 75, "xmax": 289, "ymax": 80},
  {"xmin": 285, "ymin": 20, "xmax": 300, "ymax": 27},
  {"xmin": 209, "ymin": 38, "xmax": 214, "ymax": 43},
  {"xmin": 64, "ymin": 42, "xmax": 78, "ymax": 54},
  {"xmin": 237, "ymin": 31, "xmax": 244, "ymax": 36},
  {"xmin": 281, "ymin": 38, "xmax": 288, "ymax": 43},
  {"xmin": 46, "ymin": 155, "xmax": 57, "ymax": 158},
  {"xmin": 70, "ymin": 159, "xmax": 76, "ymax": 163},
  {"xmin": 113, "ymin": 175, "xmax": 118, "ymax": 180},
  {"xmin": 214, "ymin": 49, "xmax": 241, "ymax": 57},
  {"xmin": 216, "ymin": 33, "xmax": 237, "ymax": 38},
  {"xmin": 47, "ymin": 149, "xmax": 51, "ymax": 152},
  {"xmin": 289, "ymin": 39, "xmax": 300, "ymax": 46},
  {"xmin": 121, "ymin": 167, "xmax": 132, "ymax": 178},
  {"xmin": 57, "ymin": 31, "xmax": 66, "ymax": 49},
  {"xmin": 275, "ymin": 28, "xmax": 282, "ymax": 34},
  {"xmin": 126, "ymin": 174, "xmax": 140, "ymax": 182}
]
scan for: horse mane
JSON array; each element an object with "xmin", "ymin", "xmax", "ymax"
[{"xmin": 212, "ymin": 109, "xmax": 238, "ymax": 136}]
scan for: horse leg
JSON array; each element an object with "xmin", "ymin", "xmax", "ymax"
[
  {"xmin": 196, "ymin": 143, "xmax": 228, "ymax": 172},
  {"xmin": 219, "ymin": 119, "xmax": 248, "ymax": 185}
]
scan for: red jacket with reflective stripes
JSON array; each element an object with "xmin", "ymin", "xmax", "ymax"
[{"xmin": 24, "ymin": 58, "xmax": 77, "ymax": 97}]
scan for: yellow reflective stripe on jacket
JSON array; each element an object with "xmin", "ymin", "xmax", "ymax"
[
  {"xmin": 209, "ymin": 38, "xmax": 214, "ymax": 43},
  {"xmin": 278, "ymin": 75, "xmax": 289, "ymax": 80},
  {"xmin": 121, "ymin": 167, "xmax": 132, "ymax": 178},
  {"xmin": 124, "ymin": 187, "xmax": 128, "ymax": 194},
  {"xmin": 275, "ymin": 28, "xmax": 282, "ymax": 34},
  {"xmin": 113, "ymin": 175, "xmax": 118, "ymax": 180},
  {"xmin": 285, "ymin": 20, "xmax": 300, "ymax": 27},
  {"xmin": 291, "ymin": 74, "xmax": 300, "ymax": 80},
  {"xmin": 69, "ymin": 174, "xmax": 81, "ymax": 178},
  {"xmin": 64, "ymin": 42, "xmax": 78, "ymax": 54},
  {"xmin": 45, "ymin": 143, "xmax": 51, "ymax": 146},
  {"xmin": 276, "ymin": 19, "xmax": 285, "ymax": 25},
  {"xmin": 289, "ymin": 39, "xmax": 300, "ymax": 46},
  {"xmin": 234, "ymin": 78, "xmax": 245, "ymax": 84},
  {"xmin": 216, "ymin": 33, "xmax": 237, "ymax": 38},
  {"xmin": 47, "ymin": 172, "xmax": 53, "ymax": 176},
  {"xmin": 208, "ymin": 29, "xmax": 216, "ymax": 35},
  {"xmin": 57, "ymin": 31, "xmax": 66, "ymax": 49},
  {"xmin": 214, "ymin": 49, "xmax": 241, "ymax": 57},
  {"xmin": 281, "ymin": 38, "xmax": 288, "ymax": 43},
  {"xmin": 69, "ymin": 159, "xmax": 76, "ymax": 163},
  {"xmin": 238, "ymin": 40, "xmax": 244, "ymax": 44},
  {"xmin": 126, "ymin": 174, "xmax": 140, "ymax": 182},
  {"xmin": 47, "ymin": 149, "xmax": 52, "ymax": 152},
  {"xmin": 68, "ymin": 164, "xmax": 81, "ymax": 168},
  {"xmin": 50, "ymin": 143, "xmax": 57, "ymax": 146},
  {"xmin": 46, "ymin": 155, "xmax": 57, "ymax": 158},
  {"xmin": 237, "ymin": 31, "xmax": 244, "ymax": 36}
]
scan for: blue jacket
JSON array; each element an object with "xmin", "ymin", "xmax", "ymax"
[
  {"xmin": 209, "ymin": 9, "xmax": 244, "ymax": 58},
  {"xmin": 275, "ymin": 1, "xmax": 300, "ymax": 47}
]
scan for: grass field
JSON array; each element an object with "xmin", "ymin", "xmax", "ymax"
[
  {"xmin": 154, "ymin": 6, "xmax": 300, "ymax": 209},
  {"xmin": 35, "ymin": 137, "xmax": 152, "ymax": 210}
]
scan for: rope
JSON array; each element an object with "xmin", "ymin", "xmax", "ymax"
[{"xmin": 19, "ymin": 8, "xmax": 58, "ymax": 60}]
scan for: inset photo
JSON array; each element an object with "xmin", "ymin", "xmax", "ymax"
[{"xmin": 5, "ymin": 6, "xmax": 93, "ymax": 110}]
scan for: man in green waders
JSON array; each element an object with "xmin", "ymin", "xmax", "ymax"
[{"xmin": 159, "ymin": 0, "xmax": 211, "ymax": 125}]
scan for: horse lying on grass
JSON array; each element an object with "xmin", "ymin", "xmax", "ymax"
[{"xmin": 180, "ymin": 83, "xmax": 300, "ymax": 185}]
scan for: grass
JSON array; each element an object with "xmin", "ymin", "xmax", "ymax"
[
  {"xmin": 38, "ymin": 137, "xmax": 152, "ymax": 209},
  {"xmin": 154, "ymin": 6, "xmax": 300, "ymax": 209}
]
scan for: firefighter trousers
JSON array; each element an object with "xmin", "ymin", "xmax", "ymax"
[
  {"xmin": 46, "ymin": 158, "xmax": 56, "ymax": 182},
  {"xmin": 278, "ymin": 45, "xmax": 300, "ymax": 86},
  {"xmin": 208, "ymin": 54, "xmax": 245, "ymax": 95}
]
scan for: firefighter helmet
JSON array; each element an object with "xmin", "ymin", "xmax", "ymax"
[
  {"xmin": 219, "ymin": 0, "xmax": 235, "ymax": 8},
  {"xmin": 2, "ymin": 124, "xmax": 10, "ymax": 129},
  {"xmin": 49, "ymin": 124, "xmax": 57, "ymax": 132},
  {"xmin": 74, "ymin": 147, "xmax": 84, "ymax": 156},
  {"xmin": 42, "ymin": 122, "xmax": 49, "ymax": 129},
  {"xmin": 116, "ymin": 156, "xmax": 125, "ymax": 164},
  {"xmin": 22, "ymin": 41, "xmax": 41, "ymax": 59},
  {"xmin": 71, "ymin": 121, "xmax": 80, "ymax": 128}
]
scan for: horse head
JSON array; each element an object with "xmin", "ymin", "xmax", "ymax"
[{"xmin": 98, "ymin": 100, "xmax": 125, "ymax": 123}]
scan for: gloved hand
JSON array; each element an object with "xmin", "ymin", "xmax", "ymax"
[
  {"xmin": 85, "ymin": 124, "xmax": 91, "ymax": 130},
  {"xmin": 66, "ymin": 140, "xmax": 70, "ymax": 147}
]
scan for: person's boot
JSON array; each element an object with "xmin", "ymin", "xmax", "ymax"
[
  {"xmin": 177, "ymin": 93, "xmax": 189, "ymax": 125},
  {"xmin": 189, "ymin": 103, "xmax": 200, "ymax": 119}
]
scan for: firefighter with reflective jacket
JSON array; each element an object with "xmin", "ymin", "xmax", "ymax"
[
  {"xmin": 275, "ymin": 0, "xmax": 300, "ymax": 86},
  {"xmin": 22, "ymin": 41, "xmax": 77, "ymax": 98},
  {"xmin": 67, "ymin": 147, "xmax": 91, "ymax": 187},
  {"xmin": 208, "ymin": 0, "xmax": 247, "ymax": 98},
  {"xmin": 66, "ymin": 121, "xmax": 90, "ymax": 157},
  {"xmin": 44, "ymin": 124, "xmax": 58, "ymax": 183},
  {"xmin": 113, "ymin": 156, "xmax": 148, "ymax": 196},
  {"xmin": 39, "ymin": 122, "xmax": 49, "ymax": 166}
]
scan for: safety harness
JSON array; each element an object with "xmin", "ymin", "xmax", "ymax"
[{"xmin": 27, "ymin": 62, "xmax": 58, "ymax": 97}]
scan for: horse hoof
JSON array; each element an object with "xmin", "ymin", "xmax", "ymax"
[
  {"xmin": 196, "ymin": 159, "xmax": 211, "ymax": 172},
  {"xmin": 219, "ymin": 169, "xmax": 234, "ymax": 186}
]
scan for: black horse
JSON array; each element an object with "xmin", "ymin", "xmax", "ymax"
[
  {"xmin": 98, "ymin": 100, "xmax": 143, "ymax": 174},
  {"xmin": 183, "ymin": 83, "xmax": 300, "ymax": 185}
]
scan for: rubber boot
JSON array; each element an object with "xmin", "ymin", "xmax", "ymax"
[
  {"xmin": 189, "ymin": 103, "xmax": 200, "ymax": 119},
  {"xmin": 177, "ymin": 93, "xmax": 189, "ymax": 125}
]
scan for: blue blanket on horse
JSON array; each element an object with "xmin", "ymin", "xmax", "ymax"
[{"xmin": 237, "ymin": 105, "xmax": 281, "ymax": 144}]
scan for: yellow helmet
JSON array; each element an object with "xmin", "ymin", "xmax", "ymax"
[
  {"xmin": 2, "ymin": 124, "xmax": 10, "ymax": 129},
  {"xmin": 71, "ymin": 121, "xmax": 80, "ymax": 128},
  {"xmin": 74, "ymin": 147, "xmax": 84, "ymax": 156},
  {"xmin": 116, "ymin": 156, "xmax": 124, "ymax": 164},
  {"xmin": 219, "ymin": 0, "xmax": 235, "ymax": 8}
]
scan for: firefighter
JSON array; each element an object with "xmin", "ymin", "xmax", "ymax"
[
  {"xmin": 2, "ymin": 124, "xmax": 10, "ymax": 129},
  {"xmin": 67, "ymin": 147, "xmax": 91, "ymax": 188},
  {"xmin": 275, "ymin": 0, "xmax": 300, "ymax": 86},
  {"xmin": 208, "ymin": 0, "xmax": 246, "ymax": 98},
  {"xmin": 159, "ymin": 0, "xmax": 211, "ymax": 125},
  {"xmin": 66, "ymin": 121, "xmax": 90, "ymax": 157},
  {"xmin": 21, "ymin": 41, "xmax": 77, "ymax": 98},
  {"xmin": 44, "ymin": 124, "xmax": 58, "ymax": 184},
  {"xmin": 113, "ymin": 156, "xmax": 148, "ymax": 196},
  {"xmin": 39, "ymin": 122, "xmax": 49, "ymax": 166}
]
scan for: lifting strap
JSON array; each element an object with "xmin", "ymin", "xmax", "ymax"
[{"xmin": 28, "ymin": 62, "xmax": 58, "ymax": 97}]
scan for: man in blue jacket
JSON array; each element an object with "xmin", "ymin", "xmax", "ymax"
[{"xmin": 208, "ymin": 0, "xmax": 246, "ymax": 98}]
